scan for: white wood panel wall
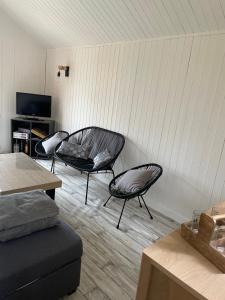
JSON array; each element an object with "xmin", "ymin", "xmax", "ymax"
[
  {"xmin": 0, "ymin": 11, "xmax": 46, "ymax": 153},
  {"xmin": 46, "ymin": 33, "xmax": 225, "ymax": 222}
]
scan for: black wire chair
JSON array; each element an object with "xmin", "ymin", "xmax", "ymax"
[
  {"xmin": 35, "ymin": 131, "xmax": 69, "ymax": 173},
  {"xmin": 55, "ymin": 126, "xmax": 125, "ymax": 205},
  {"xmin": 103, "ymin": 163, "xmax": 163, "ymax": 229}
]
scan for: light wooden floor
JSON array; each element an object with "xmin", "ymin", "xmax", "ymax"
[{"xmin": 38, "ymin": 160, "xmax": 178, "ymax": 300}]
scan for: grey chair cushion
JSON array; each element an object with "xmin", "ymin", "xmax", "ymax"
[
  {"xmin": 56, "ymin": 141, "xmax": 91, "ymax": 159},
  {"xmin": 0, "ymin": 221, "xmax": 83, "ymax": 299},
  {"xmin": 113, "ymin": 169, "xmax": 154, "ymax": 194},
  {"xmin": 42, "ymin": 132, "xmax": 66, "ymax": 154},
  {"xmin": 0, "ymin": 190, "xmax": 59, "ymax": 241},
  {"xmin": 93, "ymin": 149, "xmax": 111, "ymax": 169}
]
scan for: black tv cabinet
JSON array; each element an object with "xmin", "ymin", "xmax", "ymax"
[{"xmin": 11, "ymin": 118, "xmax": 55, "ymax": 158}]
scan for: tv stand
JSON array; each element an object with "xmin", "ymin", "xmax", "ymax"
[
  {"xmin": 11, "ymin": 117, "xmax": 55, "ymax": 158},
  {"xmin": 22, "ymin": 117, "xmax": 44, "ymax": 121}
]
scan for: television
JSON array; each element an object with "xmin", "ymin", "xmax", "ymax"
[{"xmin": 16, "ymin": 92, "xmax": 51, "ymax": 118}]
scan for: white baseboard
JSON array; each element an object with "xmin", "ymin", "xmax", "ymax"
[{"xmin": 148, "ymin": 201, "xmax": 189, "ymax": 224}]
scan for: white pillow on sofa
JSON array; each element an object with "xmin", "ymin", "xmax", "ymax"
[
  {"xmin": 42, "ymin": 132, "xmax": 66, "ymax": 154},
  {"xmin": 93, "ymin": 149, "xmax": 111, "ymax": 169}
]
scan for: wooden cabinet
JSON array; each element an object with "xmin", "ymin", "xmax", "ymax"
[{"xmin": 136, "ymin": 230, "xmax": 225, "ymax": 300}]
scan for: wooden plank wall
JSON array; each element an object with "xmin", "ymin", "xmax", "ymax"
[{"xmin": 46, "ymin": 32, "xmax": 225, "ymax": 222}]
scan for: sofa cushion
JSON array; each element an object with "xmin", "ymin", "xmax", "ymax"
[
  {"xmin": 93, "ymin": 149, "xmax": 111, "ymax": 169},
  {"xmin": 0, "ymin": 221, "xmax": 83, "ymax": 299},
  {"xmin": 0, "ymin": 216, "xmax": 59, "ymax": 242},
  {"xmin": 56, "ymin": 141, "xmax": 91, "ymax": 159},
  {"xmin": 113, "ymin": 169, "xmax": 154, "ymax": 194},
  {"xmin": 0, "ymin": 190, "xmax": 59, "ymax": 242},
  {"xmin": 42, "ymin": 132, "xmax": 66, "ymax": 154}
]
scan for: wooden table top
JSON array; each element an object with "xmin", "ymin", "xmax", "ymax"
[
  {"xmin": 144, "ymin": 230, "xmax": 225, "ymax": 300},
  {"xmin": 0, "ymin": 153, "xmax": 62, "ymax": 195}
]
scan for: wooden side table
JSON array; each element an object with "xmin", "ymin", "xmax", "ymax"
[{"xmin": 136, "ymin": 230, "xmax": 225, "ymax": 300}]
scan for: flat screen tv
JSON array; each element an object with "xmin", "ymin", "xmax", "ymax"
[{"xmin": 16, "ymin": 92, "xmax": 51, "ymax": 118}]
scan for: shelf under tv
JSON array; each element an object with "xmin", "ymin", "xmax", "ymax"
[
  {"xmin": 11, "ymin": 117, "xmax": 55, "ymax": 158},
  {"xmin": 22, "ymin": 117, "xmax": 44, "ymax": 121}
]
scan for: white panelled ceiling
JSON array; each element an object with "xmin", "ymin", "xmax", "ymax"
[{"xmin": 1, "ymin": 0, "xmax": 225, "ymax": 47}]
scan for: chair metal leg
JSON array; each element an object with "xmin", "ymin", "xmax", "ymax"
[
  {"xmin": 138, "ymin": 196, "xmax": 142, "ymax": 208},
  {"xmin": 52, "ymin": 157, "xmax": 56, "ymax": 174},
  {"xmin": 85, "ymin": 173, "xmax": 90, "ymax": 205},
  {"xmin": 117, "ymin": 199, "xmax": 127, "ymax": 229},
  {"xmin": 50, "ymin": 157, "xmax": 55, "ymax": 173},
  {"xmin": 103, "ymin": 195, "xmax": 112, "ymax": 207},
  {"xmin": 141, "ymin": 195, "xmax": 153, "ymax": 219},
  {"xmin": 53, "ymin": 159, "xmax": 55, "ymax": 174}
]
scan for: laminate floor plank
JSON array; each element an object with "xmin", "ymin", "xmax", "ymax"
[
  {"xmin": 37, "ymin": 160, "xmax": 178, "ymax": 300},
  {"xmin": 85, "ymin": 287, "xmax": 110, "ymax": 300}
]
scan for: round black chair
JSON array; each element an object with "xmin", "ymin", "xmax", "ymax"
[
  {"xmin": 35, "ymin": 131, "xmax": 69, "ymax": 173},
  {"xmin": 103, "ymin": 163, "xmax": 163, "ymax": 229}
]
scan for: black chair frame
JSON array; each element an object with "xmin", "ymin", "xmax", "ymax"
[
  {"xmin": 35, "ymin": 130, "xmax": 69, "ymax": 173},
  {"xmin": 55, "ymin": 126, "xmax": 125, "ymax": 205},
  {"xmin": 103, "ymin": 163, "xmax": 163, "ymax": 229}
]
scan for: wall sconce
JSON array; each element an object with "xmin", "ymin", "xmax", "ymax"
[{"xmin": 57, "ymin": 65, "xmax": 70, "ymax": 77}]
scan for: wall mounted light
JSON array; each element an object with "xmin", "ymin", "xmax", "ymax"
[{"xmin": 57, "ymin": 65, "xmax": 70, "ymax": 77}]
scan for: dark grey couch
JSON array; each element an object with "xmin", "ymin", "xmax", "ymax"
[{"xmin": 0, "ymin": 222, "xmax": 83, "ymax": 300}]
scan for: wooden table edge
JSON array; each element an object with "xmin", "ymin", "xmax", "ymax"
[{"xmin": 0, "ymin": 181, "xmax": 62, "ymax": 196}]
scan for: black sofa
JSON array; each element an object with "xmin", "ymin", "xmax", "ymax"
[
  {"xmin": 0, "ymin": 222, "xmax": 83, "ymax": 300},
  {"xmin": 55, "ymin": 126, "xmax": 125, "ymax": 204}
]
